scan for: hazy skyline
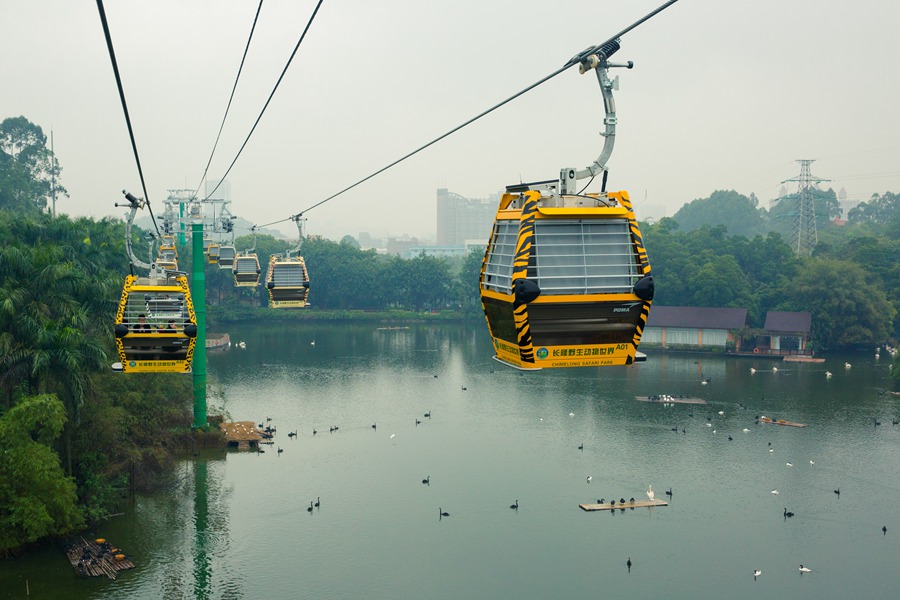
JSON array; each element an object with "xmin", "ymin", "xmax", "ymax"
[{"xmin": 6, "ymin": 0, "xmax": 899, "ymax": 240}]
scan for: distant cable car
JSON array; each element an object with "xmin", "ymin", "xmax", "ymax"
[
  {"xmin": 265, "ymin": 216, "xmax": 310, "ymax": 308},
  {"xmin": 479, "ymin": 40, "xmax": 653, "ymax": 370},
  {"xmin": 233, "ymin": 228, "xmax": 261, "ymax": 287},
  {"xmin": 160, "ymin": 234, "xmax": 177, "ymax": 259},
  {"xmin": 207, "ymin": 243, "xmax": 220, "ymax": 264},
  {"xmin": 113, "ymin": 191, "xmax": 198, "ymax": 373},
  {"xmin": 157, "ymin": 257, "xmax": 178, "ymax": 271},
  {"xmin": 217, "ymin": 245, "xmax": 236, "ymax": 269}
]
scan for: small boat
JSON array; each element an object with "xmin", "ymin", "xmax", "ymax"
[{"xmin": 758, "ymin": 416, "xmax": 807, "ymax": 428}]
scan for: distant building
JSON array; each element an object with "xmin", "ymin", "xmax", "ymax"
[
  {"xmin": 642, "ymin": 306, "xmax": 748, "ymax": 350},
  {"xmin": 641, "ymin": 307, "xmax": 814, "ymax": 356},
  {"xmin": 436, "ymin": 188, "xmax": 498, "ymax": 247},
  {"xmin": 386, "ymin": 236, "xmax": 420, "ymax": 256},
  {"xmin": 758, "ymin": 311, "xmax": 811, "ymax": 354}
]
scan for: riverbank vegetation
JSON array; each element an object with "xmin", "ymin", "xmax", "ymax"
[{"xmin": 1, "ymin": 116, "xmax": 898, "ymax": 554}]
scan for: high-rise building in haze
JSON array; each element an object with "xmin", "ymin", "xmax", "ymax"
[{"xmin": 436, "ymin": 188, "xmax": 498, "ymax": 247}]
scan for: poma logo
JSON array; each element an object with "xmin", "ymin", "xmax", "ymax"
[
  {"xmin": 536, "ymin": 348, "xmax": 549, "ymax": 359},
  {"xmin": 613, "ymin": 302, "xmax": 642, "ymax": 313}
]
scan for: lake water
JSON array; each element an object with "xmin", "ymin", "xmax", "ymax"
[{"xmin": 2, "ymin": 321, "xmax": 899, "ymax": 599}]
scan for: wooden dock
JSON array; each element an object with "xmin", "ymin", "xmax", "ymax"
[
  {"xmin": 758, "ymin": 417, "xmax": 807, "ymax": 428},
  {"xmin": 63, "ymin": 536, "xmax": 135, "ymax": 579},
  {"xmin": 635, "ymin": 396, "xmax": 707, "ymax": 405},
  {"xmin": 580, "ymin": 499, "xmax": 669, "ymax": 511}
]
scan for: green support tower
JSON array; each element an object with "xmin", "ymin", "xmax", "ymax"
[{"xmin": 192, "ymin": 221, "xmax": 207, "ymax": 428}]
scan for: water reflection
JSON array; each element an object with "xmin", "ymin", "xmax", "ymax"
[{"xmin": 2, "ymin": 322, "xmax": 898, "ymax": 599}]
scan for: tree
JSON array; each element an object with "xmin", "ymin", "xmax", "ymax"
[
  {"xmin": 672, "ymin": 190, "xmax": 768, "ymax": 238},
  {"xmin": 785, "ymin": 257, "xmax": 895, "ymax": 350},
  {"xmin": 0, "ymin": 394, "xmax": 84, "ymax": 553},
  {"xmin": 0, "ymin": 116, "xmax": 67, "ymax": 214}
]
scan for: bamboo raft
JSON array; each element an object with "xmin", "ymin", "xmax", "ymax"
[
  {"xmin": 758, "ymin": 417, "xmax": 807, "ymax": 428},
  {"xmin": 635, "ymin": 396, "xmax": 707, "ymax": 405},
  {"xmin": 580, "ymin": 499, "xmax": 669, "ymax": 511},
  {"xmin": 63, "ymin": 536, "xmax": 135, "ymax": 579}
]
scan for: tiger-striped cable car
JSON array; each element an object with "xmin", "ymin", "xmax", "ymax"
[
  {"xmin": 479, "ymin": 40, "xmax": 653, "ymax": 370},
  {"xmin": 265, "ymin": 216, "xmax": 310, "ymax": 308},
  {"xmin": 113, "ymin": 191, "xmax": 198, "ymax": 373},
  {"xmin": 233, "ymin": 227, "xmax": 261, "ymax": 287}
]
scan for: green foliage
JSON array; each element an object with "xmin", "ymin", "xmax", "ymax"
[
  {"xmin": 0, "ymin": 116, "xmax": 66, "ymax": 214},
  {"xmin": 0, "ymin": 395, "xmax": 84, "ymax": 552},
  {"xmin": 672, "ymin": 190, "xmax": 768, "ymax": 238},
  {"xmin": 847, "ymin": 192, "xmax": 900, "ymax": 234},
  {"xmin": 783, "ymin": 257, "xmax": 894, "ymax": 350}
]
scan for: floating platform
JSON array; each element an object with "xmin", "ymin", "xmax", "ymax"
[
  {"xmin": 207, "ymin": 333, "xmax": 230, "ymax": 350},
  {"xmin": 580, "ymin": 499, "xmax": 668, "ymax": 511},
  {"xmin": 220, "ymin": 421, "xmax": 265, "ymax": 448},
  {"xmin": 782, "ymin": 355, "xmax": 824, "ymax": 363},
  {"xmin": 635, "ymin": 396, "xmax": 707, "ymax": 405},
  {"xmin": 63, "ymin": 536, "xmax": 135, "ymax": 579},
  {"xmin": 758, "ymin": 417, "xmax": 807, "ymax": 428}
]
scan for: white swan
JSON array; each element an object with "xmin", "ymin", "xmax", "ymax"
[
  {"xmin": 754, "ymin": 569, "xmax": 762, "ymax": 579},
  {"xmin": 799, "ymin": 565, "xmax": 812, "ymax": 573},
  {"xmin": 647, "ymin": 485, "xmax": 655, "ymax": 501},
  {"xmin": 771, "ymin": 490, "xmax": 779, "ymax": 495},
  {"xmin": 844, "ymin": 362, "xmax": 851, "ymax": 369}
]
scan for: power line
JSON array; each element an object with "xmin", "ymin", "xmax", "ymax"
[
  {"xmin": 192, "ymin": 0, "xmax": 265, "ymax": 202},
  {"xmin": 204, "ymin": 0, "xmax": 326, "ymax": 201},
  {"xmin": 95, "ymin": 0, "xmax": 160, "ymax": 238},
  {"xmin": 288, "ymin": 0, "xmax": 682, "ymax": 220}
]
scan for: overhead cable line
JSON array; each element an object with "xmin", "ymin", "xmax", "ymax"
[
  {"xmin": 273, "ymin": 0, "xmax": 682, "ymax": 224},
  {"xmin": 204, "ymin": 0, "xmax": 326, "ymax": 201},
  {"xmin": 95, "ymin": 0, "xmax": 161, "ymax": 237},
  {"xmin": 192, "ymin": 0, "xmax": 265, "ymax": 201}
]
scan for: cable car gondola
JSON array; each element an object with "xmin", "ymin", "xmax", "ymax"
[
  {"xmin": 207, "ymin": 243, "xmax": 220, "ymax": 264},
  {"xmin": 113, "ymin": 191, "xmax": 198, "ymax": 373},
  {"xmin": 479, "ymin": 40, "xmax": 653, "ymax": 370},
  {"xmin": 217, "ymin": 245, "xmax": 236, "ymax": 269},
  {"xmin": 160, "ymin": 234, "xmax": 177, "ymax": 259},
  {"xmin": 265, "ymin": 216, "xmax": 310, "ymax": 308},
  {"xmin": 233, "ymin": 228, "xmax": 261, "ymax": 287}
]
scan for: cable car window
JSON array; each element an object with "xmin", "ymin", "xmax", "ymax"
[
  {"xmin": 531, "ymin": 219, "xmax": 639, "ymax": 294},
  {"xmin": 482, "ymin": 221, "xmax": 518, "ymax": 294}
]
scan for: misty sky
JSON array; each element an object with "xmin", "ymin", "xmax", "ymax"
[{"xmin": 5, "ymin": 0, "xmax": 899, "ymax": 241}]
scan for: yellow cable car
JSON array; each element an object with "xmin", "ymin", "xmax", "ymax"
[
  {"xmin": 234, "ymin": 253, "xmax": 261, "ymax": 287},
  {"xmin": 266, "ymin": 255, "xmax": 310, "ymax": 308},
  {"xmin": 160, "ymin": 234, "xmax": 177, "ymax": 258},
  {"xmin": 479, "ymin": 39, "xmax": 653, "ymax": 369},
  {"xmin": 157, "ymin": 257, "xmax": 178, "ymax": 271},
  {"xmin": 113, "ymin": 191, "xmax": 198, "ymax": 374},
  {"xmin": 265, "ymin": 216, "xmax": 310, "ymax": 308},
  {"xmin": 207, "ymin": 243, "xmax": 220, "ymax": 264},
  {"xmin": 113, "ymin": 269, "xmax": 198, "ymax": 373}
]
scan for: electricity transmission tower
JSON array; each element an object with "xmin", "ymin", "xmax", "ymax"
[{"xmin": 775, "ymin": 159, "xmax": 830, "ymax": 256}]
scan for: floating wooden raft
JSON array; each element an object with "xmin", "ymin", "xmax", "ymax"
[
  {"xmin": 635, "ymin": 396, "xmax": 707, "ymax": 405},
  {"xmin": 758, "ymin": 417, "xmax": 807, "ymax": 428},
  {"xmin": 63, "ymin": 536, "xmax": 135, "ymax": 579},
  {"xmin": 580, "ymin": 499, "xmax": 669, "ymax": 511}
]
